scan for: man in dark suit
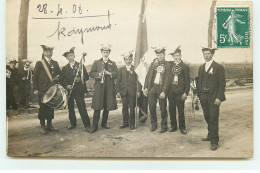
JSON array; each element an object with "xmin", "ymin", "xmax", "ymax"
[
  {"xmin": 61, "ymin": 47, "xmax": 91, "ymax": 132},
  {"xmin": 168, "ymin": 46, "xmax": 190, "ymax": 134},
  {"xmin": 144, "ymin": 47, "xmax": 172, "ymax": 133},
  {"xmin": 89, "ymin": 44, "xmax": 118, "ymax": 133},
  {"xmin": 116, "ymin": 51, "xmax": 141, "ymax": 130},
  {"xmin": 18, "ymin": 59, "xmax": 33, "ymax": 109},
  {"xmin": 33, "ymin": 45, "xmax": 61, "ymax": 135},
  {"xmin": 6, "ymin": 59, "xmax": 19, "ymax": 110},
  {"xmin": 197, "ymin": 47, "xmax": 226, "ymax": 151}
]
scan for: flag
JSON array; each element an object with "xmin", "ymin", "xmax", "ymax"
[
  {"xmin": 134, "ymin": 0, "xmax": 149, "ymax": 87},
  {"xmin": 134, "ymin": 0, "xmax": 149, "ymax": 125}
]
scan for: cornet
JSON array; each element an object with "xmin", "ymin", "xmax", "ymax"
[{"xmin": 100, "ymin": 68, "xmax": 105, "ymax": 84}]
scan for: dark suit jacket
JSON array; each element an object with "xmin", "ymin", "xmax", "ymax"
[
  {"xmin": 169, "ymin": 61, "xmax": 190, "ymax": 95},
  {"xmin": 144, "ymin": 60, "xmax": 172, "ymax": 94},
  {"xmin": 6, "ymin": 65, "xmax": 18, "ymax": 88},
  {"xmin": 116, "ymin": 65, "xmax": 141, "ymax": 97},
  {"xmin": 18, "ymin": 68, "xmax": 33, "ymax": 92},
  {"xmin": 61, "ymin": 61, "xmax": 89, "ymax": 93},
  {"xmin": 33, "ymin": 58, "xmax": 61, "ymax": 94},
  {"xmin": 197, "ymin": 61, "xmax": 226, "ymax": 102}
]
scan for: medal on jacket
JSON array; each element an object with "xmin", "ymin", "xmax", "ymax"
[
  {"xmin": 154, "ymin": 64, "xmax": 165, "ymax": 84},
  {"xmin": 172, "ymin": 64, "xmax": 181, "ymax": 84}
]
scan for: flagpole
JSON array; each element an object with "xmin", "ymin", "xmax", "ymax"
[{"xmin": 134, "ymin": 0, "xmax": 148, "ymax": 129}]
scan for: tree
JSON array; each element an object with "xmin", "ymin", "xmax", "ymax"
[
  {"xmin": 208, "ymin": 0, "xmax": 217, "ymax": 48},
  {"xmin": 18, "ymin": 0, "xmax": 30, "ymax": 69}
]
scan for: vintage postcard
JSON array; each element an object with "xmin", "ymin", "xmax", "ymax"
[{"xmin": 6, "ymin": 0, "xmax": 253, "ymax": 158}]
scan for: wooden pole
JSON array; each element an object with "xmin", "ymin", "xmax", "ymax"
[
  {"xmin": 208, "ymin": 0, "xmax": 217, "ymax": 48},
  {"xmin": 18, "ymin": 0, "xmax": 30, "ymax": 69}
]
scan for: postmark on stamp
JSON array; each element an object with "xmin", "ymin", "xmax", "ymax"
[{"xmin": 216, "ymin": 7, "xmax": 250, "ymax": 48}]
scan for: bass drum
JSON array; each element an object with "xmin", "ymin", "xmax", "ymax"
[{"xmin": 42, "ymin": 84, "xmax": 68, "ymax": 109}]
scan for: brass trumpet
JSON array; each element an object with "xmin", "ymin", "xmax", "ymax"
[{"xmin": 100, "ymin": 68, "xmax": 105, "ymax": 84}]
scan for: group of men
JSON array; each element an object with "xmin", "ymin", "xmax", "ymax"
[
  {"xmin": 7, "ymin": 43, "xmax": 226, "ymax": 151},
  {"xmin": 6, "ymin": 59, "xmax": 33, "ymax": 110}
]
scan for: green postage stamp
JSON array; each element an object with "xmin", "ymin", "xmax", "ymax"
[{"xmin": 216, "ymin": 7, "xmax": 250, "ymax": 48}]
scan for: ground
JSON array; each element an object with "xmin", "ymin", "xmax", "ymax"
[{"xmin": 7, "ymin": 89, "xmax": 253, "ymax": 158}]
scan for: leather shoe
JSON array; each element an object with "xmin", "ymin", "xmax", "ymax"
[
  {"xmin": 120, "ymin": 124, "xmax": 129, "ymax": 129},
  {"xmin": 210, "ymin": 144, "xmax": 218, "ymax": 151},
  {"xmin": 159, "ymin": 128, "xmax": 167, "ymax": 133},
  {"xmin": 40, "ymin": 125, "xmax": 47, "ymax": 135},
  {"xmin": 130, "ymin": 126, "xmax": 135, "ymax": 130},
  {"xmin": 150, "ymin": 126, "xmax": 157, "ymax": 132},
  {"xmin": 169, "ymin": 127, "xmax": 177, "ymax": 132},
  {"xmin": 201, "ymin": 137, "xmax": 211, "ymax": 141},
  {"xmin": 101, "ymin": 125, "xmax": 110, "ymax": 129},
  {"xmin": 90, "ymin": 127, "xmax": 98, "ymax": 133},
  {"xmin": 180, "ymin": 128, "xmax": 187, "ymax": 135},
  {"xmin": 68, "ymin": 124, "xmax": 76, "ymax": 130},
  {"xmin": 85, "ymin": 126, "xmax": 91, "ymax": 132},
  {"xmin": 46, "ymin": 125, "xmax": 59, "ymax": 132}
]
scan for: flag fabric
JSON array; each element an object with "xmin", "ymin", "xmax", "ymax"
[{"xmin": 134, "ymin": 0, "xmax": 149, "ymax": 87}]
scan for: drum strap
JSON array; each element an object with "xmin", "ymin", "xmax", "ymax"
[{"xmin": 41, "ymin": 60, "xmax": 53, "ymax": 81}]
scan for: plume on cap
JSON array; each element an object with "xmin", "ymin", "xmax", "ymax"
[
  {"xmin": 169, "ymin": 45, "xmax": 181, "ymax": 55},
  {"xmin": 151, "ymin": 46, "xmax": 166, "ymax": 53},
  {"xmin": 100, "ymin": 44, "xmax": 112, "ymax": 51},
  {"xmin": 121, "ymin": 50, "xmax": 134, "ymax": 59},
  {"xmin": 40, "ymin": 45, "xmax": 54, "ymax": 51},
  {"xmin": 63, "ymin": 47, "xmax": 76, "ymax": 57}
]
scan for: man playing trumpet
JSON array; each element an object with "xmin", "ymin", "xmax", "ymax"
[{"xmin": 89, "ymin": 44, "xmax": 118, "ymax": 133}]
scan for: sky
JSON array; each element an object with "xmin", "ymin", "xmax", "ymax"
[{"xmin": 6, "ymin": 0, "xmax": 253, "ymax": 67}]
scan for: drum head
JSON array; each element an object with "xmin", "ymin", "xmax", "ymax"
[{"xmin": 42, "ymin": 85, "xmax": 58, "ymax": 103}]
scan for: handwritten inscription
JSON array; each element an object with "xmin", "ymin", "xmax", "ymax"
[{"xmin": 33, "ymin": 3, "xmax": 116, "ymax": 44}]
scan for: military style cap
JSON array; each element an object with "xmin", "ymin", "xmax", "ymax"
[
  {"xmin": 202, "ymin": 47, "xmax": 218, "ymax": 54},
  {"xmin": 100, "ymin": 44, "xmax": 112, "ymax": 51},
  {"xmin": 21, "ymin": 59, "xmax": 33, "ymax": 64},
  {"xmin": 63, "ymin": 47, "xmax": 76, "ymax": 57},
  {"xmin": 9, "ymin": 59, "xmax": 18, "ymax": 64},
  {"xmin": 40, "ymin": 45, "xmax": 54, "ymax": 51},
  {"xmin": 151, "ymin": 46, "xmax": 166, "ymax": 54},
  {"xmin": 169, "ymin": 45, "xmax": 181, "ymax": 55},
  {"xmin": 121, "ymin": 50, "xmax": 134, "ymax": 59}
]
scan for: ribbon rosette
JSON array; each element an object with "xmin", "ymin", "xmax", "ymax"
[{"xmin": 209, "ymin": 68, "xmax": 214, "ymax": 74}]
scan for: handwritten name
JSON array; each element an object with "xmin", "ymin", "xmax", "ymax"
[{"xmin": 46, "ymin": 10, "xmax": 115, "ymax": 44}]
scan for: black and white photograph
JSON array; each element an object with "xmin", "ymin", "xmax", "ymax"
[{"xmin": 5, "ymin": 0, "xmax": 253, "ymax": 159}]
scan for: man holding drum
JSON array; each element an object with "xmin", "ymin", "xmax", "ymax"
[
  {"xmin": 61, "ymin": 47, "xmax": 91, "ymax": 132},
  {"xmin": 33, "ymin": 45, "xmax": 61, "ymax": 135}
]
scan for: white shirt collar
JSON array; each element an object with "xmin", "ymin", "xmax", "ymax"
[
  {"xmin": 103, "ymin": 57, "xmax": 109, "ymax": 63},
  {"xmin": 174, "ymin": 60, "xmax": 181, "ymax": 65},
  {"xmin": 70, "ymin": 61, "xmax": 75, "ymax": 68},
  {"xmin": 24, "ymin": 67, "xmax": 29, "ymax": 71},
  {"xmin": 45, "ymin": 57, "xmax": 52, "ymax": 63},
  {"xmin": 205, "ymin": 59, "xmax": 214, "ymax": 71},
  {"xmin": 126, "ymin": 65, "xmax": 131, "ymax": 68}
]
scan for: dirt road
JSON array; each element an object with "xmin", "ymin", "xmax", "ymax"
[{"xmin": 7, "ymin": 89, "xmax": 253, "ymax": 158}]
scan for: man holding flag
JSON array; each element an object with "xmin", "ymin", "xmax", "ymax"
[{"xmin": 61, "ymin": 47, "xmax": 91, "ymax": 132}]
